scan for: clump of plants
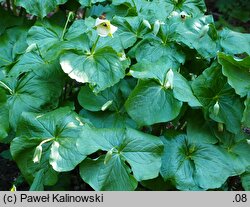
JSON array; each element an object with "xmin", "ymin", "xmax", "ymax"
[{"xmin": 0, "ymin": 0, "xmax": 249, "ymax": 191}]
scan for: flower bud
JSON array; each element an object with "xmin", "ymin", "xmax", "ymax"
[
  {"xmin": 213, "ymin": 101, "xmax": 220, "ymax": 115},
  {"xmin": 33, "ymin": 145, "xmax": 43, "ymax": 163},
  {"xmin": 68, "ymin": 11, "xmax": 75, "ymax": 22},
  {"xmin": 164, "ymin": 69, "xmax": 174, "ymax": 89},
  {"xmin": 143, "ymin": 19, "xmax": 151, "ymax": 29},
  {"xmin": 153, "ymin": 20, "xmax": 165, "ymax": 35}
]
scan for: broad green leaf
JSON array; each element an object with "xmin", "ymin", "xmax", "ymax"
[
  {"xmin": 187, "ymin": 111, "xmax": 218, "ymax": 144},
  {"xmin": 161, "ymin": 134, "xmax": 232, "ymax": 190},
  {"xmin": 130, "ymin": 59, "xmax": 201, "ymax": 107},
  {"xmin": 10, "ymin": 107, "xmax": 90, "ymax": 187},
  {"xmin": 218, "ymin": 53, "xmax": 250, "ymax": 97},
  {"xmin": 241, "ymin": 172, "xmax": 250, "ymax": 191},
  {"xmin": 77, "ymin": 0, "xmax": 105, "ymax": 7},
  {"xmin": 0, "ymin": 88, "xmax": 9, "ymax": 141},
  {"xmin": 15, "ymin": 0, "xmax": 68, "ymax": 18},
  {"xmin": 0, "ymin": 27, "xmax": 28, "ymax": 67},
  {"xmin": 175, "ymin": 15, "xmax": 218, "ymax": 59},
  {"xmin": 172, "ymin": 0, "xmax": 207, "ymax": 15},
  {"xmin": 27, "ymin": 20, "xmax": 88, "ymax": 61},
  {"xmin": 9, "ymin": 51, "xmax": 60, "ymax": 77},
  {"xmin": 80, "ymin": 156, "xmax": 137, "ymax": 191},
  {"xmin": 10, "ymin": 135, "xmax": 59, "ymax": 186},
  {"xmin": 78, "ymin": 127, "xmax": 163, "ymax": 190},
  {"xmin": 0, "ymin": 69, "xmax": 64, "ymax": 129},
  {"xmin": 125, "ymin": 80, "xmax": 182, "ymax": 126},
  {"xmin": 60, "ymin": 46, "xmax": 125, "ymax": 93},
  {"xmin": 243, "ymin": 94, "xmax": 250, "ymax": 127},
  {"xmin": 192, "ymin": 63, "xmax": 244, "ymax": 134},
  {"xmin": 78, "ymin": 84, "xmax": 123, "ymax": 112},
  {"xmin": 216, "ymin": 131, "xmax": 250, "ymax": 175},
  {"xmin": 133, "ymin": 38, "xmax": 185, "ymax": 65},
  {"xmin": 29, "ymin": 169, "xmax": 45, "ymax": 191},
  {"xmin": 219, "ymin": 28, "xmax": 250, "ymax": 55},
  {"xmin": 79, "ymin": 109, "xmax": 137, "ymax": 129}
]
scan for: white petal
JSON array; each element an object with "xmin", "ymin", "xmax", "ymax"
[
  {"xmin": 110, "ymin": 24, "xmax": 118, "ymax": 35},
  {"xmin": 95, "ymin": 18, "xmax": 109, "ymax": 26}
]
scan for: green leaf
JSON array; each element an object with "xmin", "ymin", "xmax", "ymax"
[
  {"xmin": 80, "ymin": 156, "xmax": 137, "ymax": 191},
  {"xmin": 192, "ymin": 63, "xmax": 244, "ymax": 134},
  {"xmin": 29, "ymin": 169, "xmax": 45, "ymax": 191},
  {"xmin": 15, "ymin": 0, "xmax": 68, "ymax": 18},
  {"xmin": 77, "ymin": 0, "xmax": 105, "ymax": 7},
  {"xmin": 78, "ymin": 127, "xmax": 163, "ymax": 190},
  {"xmin": 216, "ymin": 131, "xmax": 250, "ymax": 175},
  {"xmin": 0, "ymin": 27, "xmax": 28, "ymax": 67},
  {"xmin": 60, "ymin": 46, "xmax": 125, "ymax": 93},
  {"xmin": 243, "ymin": 94, "xmax": 250, "ymax": 127},
  {"xmin": 1, "ymin": 68, "xmax": 64, "ymax": 129},
  {"xmin": 241, "ymin": 172, "xmax": 250, "ymax": 191},
  {"xmin": 0, "ymin": 88, "xmax": 9, "ymax": 141},
  {"xmin": 173, "ymin": 0, "xmax": 207, "ymax": 15},
  {"xmin": 125, "ymin": 80, "xmax": 182, "ymax": 126},
  {"xmin": 79, "ymin": 109, "xmax": 137, "ymax": 129},
  {"xmin": 175, "ymin": 15, "xmax": 218, "ymax": 59},
  {"xmin": 161, "ymin": 134, "xmax": 232, "ymax": 190},
  {"xmin": 78, "ymin": 84, "xmax": 123, "ymax": 112},
  {"xmin": 130, "ymin": 59, "xmax": 201, "ymax": 107},
  {"xmin": 10, "ymin": 107, "xmax": 91, "ymax": 187},
  {"xmin": 133, "ymin": 38, "xmax": 185, "ymax": 65},
  {"xmin": 218, "ymin": 53, "xmax": 250, "ymax": 97},
  {"xmin": 219, "ymin": 28, "xmax": 250, "ymax": 55},
  {"xmin": 187, "ymin": 111, "xmax": 218, "ymax": 144}
]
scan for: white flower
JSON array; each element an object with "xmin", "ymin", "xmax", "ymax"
[
  {"xmin": 95, "ymin": 18, "xmax": 118, "ymax": 37},
  {"xmin": 33, "ymin": 145, "xmax": 43, "ymax": 163},
  {"xmin": 153, "ymin": 20, "xmax": 165, "ymax": 35},
  {"xmin": 164, "ymin": 69, "xmax": 174, "ymax": 89},
  {"xmin": 213, "ymin": 101, "xmax": 220, "ymax": 115},
  {"xmin": 143, "ymin": 19, "xmax": 151, "ymax": 29}
]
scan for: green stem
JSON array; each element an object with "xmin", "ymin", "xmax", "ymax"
[
  {"xmin": 60, "ymin": 12, "xmax": 74, "ymax": 41},
  {"xmin": 36, "ymin": 44, "xmax": 43, "ymax": 59},
  {"xmin": 0, "ymin": 81, "xmax": 13, "ymax": 95},
  {"xmin": 91, "ymin": 35, "xmax": 100, "ymax": 54},
  {"xmin": 39, "ymin": 138, "xmax": 55, "ymax": 146}
]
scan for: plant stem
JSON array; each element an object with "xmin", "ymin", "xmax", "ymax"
[
  {"xmin": 91, "ymin": 35, "xmax": 100, "ymax": 54},
  {"xmin": 0, "ymin": 81, "xmax": 13, "ymax": 95},
  {"xmin": 36, "ymin": 44, "xmax": 43, "ymax": 59},
  {"xmin": 60, "ymin": 12, "xmax": 74, "ymax": 41}
]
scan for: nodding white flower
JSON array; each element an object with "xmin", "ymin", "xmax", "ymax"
[
  {"xmin": 164, "ymin": 69, "xmax": 174, "ymax": 89},
  {"xmin": 213, "ymin": 101, "xmax": 220, "ymax": 115},
  {"xmin": 153, "ymin": 20, "xmax": 165, "ymax": 35},
  {"xmin": 143, "ymin": 19, "xmax": 151, "ymax": 29},
  {"xmin": 33, "ymin": 145, "xmax": 43, "ymax": 163},
  {"xmin": 95, "ymin": 18, "xmax": 118, "ymax": 37}
]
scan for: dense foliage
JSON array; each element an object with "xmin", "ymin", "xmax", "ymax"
[{"xmin": 0, "ymin": 0, "xmax": 250, "ymax": 191}]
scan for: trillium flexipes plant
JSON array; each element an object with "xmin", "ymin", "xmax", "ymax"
[{"xmin": 0, "ymin": 0, "xmax": 250, "ymax": 191}]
